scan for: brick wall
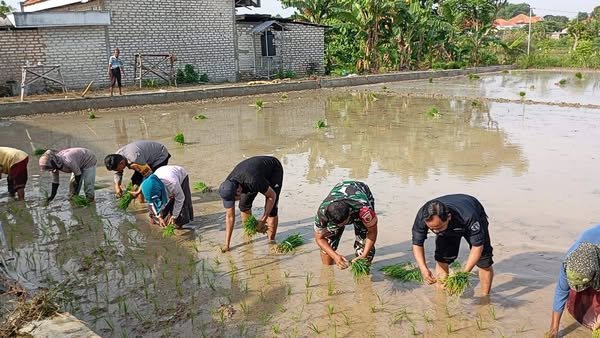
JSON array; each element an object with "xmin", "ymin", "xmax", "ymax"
[
  {"xmin": 0, "ymin": 29, "xmax": 45, "ymax": 85},
  {"xmin": 104, "ymin": 0, "xmax": 237, "ymax": 83}
]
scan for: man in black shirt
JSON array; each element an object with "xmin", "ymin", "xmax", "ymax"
[
  {"xmin": 412, "ymin": 194, "xmax": 494, "ymax": 295},
  {"xmin": 218, "ymin": 156, "xmax": 283, "ymax": 252}
]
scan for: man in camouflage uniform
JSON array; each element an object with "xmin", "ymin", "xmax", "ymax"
[{"xmin": 314, "ymin": 180, "xmax": 378, "ymax": 269}]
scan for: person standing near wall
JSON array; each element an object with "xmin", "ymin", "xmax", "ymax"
[{"xmin": 108, "ymin": 48, "xmax": 124, "ymax": 96}]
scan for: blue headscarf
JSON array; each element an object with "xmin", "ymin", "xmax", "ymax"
[{"xmin": 140, "ymin": 174, "xmax": 168, "ymax": 216}]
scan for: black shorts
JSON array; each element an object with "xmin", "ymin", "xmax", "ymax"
[
  {"xmin": 110, "ymin": 68, "xmax": 122, "ymax": 88},
  {"xmin": 238, "ymin": 161, "xmax": 283, "ymax": 217},
  {"xmin": 434, "ymin": 220, "xmax": 494, "ymax": 268},
  {"xmin": 130, "ymin": 154, "xmax": 171, "ymax": 187}
]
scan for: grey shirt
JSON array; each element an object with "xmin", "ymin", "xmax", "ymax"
[
  {"xmin": 114, "ymin": 140, "xmax": 169, "ymax": 183},
  {"xmin": 54, "ymin": 148, "xmax": 97, "ymax": 184}
]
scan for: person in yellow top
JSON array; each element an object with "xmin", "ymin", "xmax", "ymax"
[{"xmin": 0, "ymin": 147, "xmax": 29, "ymax": 200}]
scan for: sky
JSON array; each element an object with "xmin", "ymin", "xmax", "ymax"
[{"xmin": 4, "ymin": 0, "xmax": 598, "ymax": 18}]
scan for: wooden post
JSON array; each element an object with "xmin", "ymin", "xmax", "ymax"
[{"xmin": 20, "ymin": 67, "xmax": 26, "ymax": 102}]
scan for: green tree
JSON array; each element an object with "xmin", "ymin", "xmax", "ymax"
[
  {"xmin": 0, "ymin": 0, "xmax": 13, "ymax": 18},
  {"xmin": 496, "ymin": 2, "xmax": 531, "ymax": 19},
  {"xmin": 592, "ymin": 6, "xmax": 600, "ymax": 19},
  {"xmin": 577, "ymin": 12, "xmax": 589, "ymax": 21},
  {"xmin": 280, "ymin": 0, "xmax": 339, "ymax": 25}
]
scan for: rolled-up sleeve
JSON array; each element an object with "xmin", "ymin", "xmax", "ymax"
[
  {"xmin": 552, "ymin": 266, "xmax": 570, "ymax": 312},
  {"xmin": 167, "ymin": 180, "xmax": 185, "ymax": 219}
]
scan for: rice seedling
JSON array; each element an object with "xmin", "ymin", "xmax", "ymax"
[
  {"xmin": 308, "ymin": 323, "xmax": 323, "ymax": 335},
  {"xmin": 382, "ymin": 85, "xmax": 388, "ymax": 90},
  {"xmin": 516, "ymin": 324, "xmax": 529, "ymax": 333},
  {"xmin": 368, "ymin": 92, "xmax": 378, "ymax": 101},
  {"xmin": 428, "ymin": 77, "xmax": 433, "ymax": 83},
  {"xmin": 304, "ymin": 290, "xmax": 313, "ymax": 304},
  {"xmin": 380, "ymin": 262, "xmax": 422, "ymax": 282},
  {"xmin": 558, "ymin": 79, "xmax": 567, "ymax": 86},
  {"xmin": 446, "ymin": 321, "xmax": 454, "ymax": 334},
  {"xmin": 341, "ymin": 312, "xmax": 352, "ymax": 326},
  {"xmin": 422, "ymin": 311, "xmax": 433, "ymax": 323},
  {"xmin": 193, "ymin": 113, "xmax": 207, "ymax": 120},
  {"xmin": 315, "ymin": 119, "xmax": 327, "ymax": 129},
  {"xmin": 117, "ymin": 183, "xmax": 135, "ymax": 210},
  {"xmin": 272, "ymin": 324, "xmax": 281, "ymax": 335},
  {"xmin": 240, "ymin": 300, "xmax": 249, "ymax": 315},
  {"xmin": 243, "ymin": 215, "xmax": 259, "ymax": 237},
  {"xmin": 34, "ymin": 148, "xmax": 47, "ymax": 156},
  {"xmin": 489, "ymin": 305, "xmax": 497, "ymax": 320},
  {"xmin": 501, "ymin": 70, "xmax": 509, "ymax": 74},
  {"xmin": 305, "ymin": 272, "xmax": 313, "ymax": 288},
  {"xmin": 275, "ymin": 233, "xmax": 303, "ymax": 253},
  {"xmin": 284, "ymin": 271, "xmax": 290, "ymax": 278},
  {"xmin": 441, "ymin": 271, "xmax": 471, "ymax": 296},
  {"xmin": 174, "ymin": 132, "xmax": 185, "ymax": 145},
  {"xmin": 476, "ymin": 314, "xmax": 485, "ymax": 330},
  {"xmin": 411, "ymin": 324, "xmax": 419, "ymax": 336},
  {"xmin": 592, "ymin": 329, "xmax": 600, "ymax": 338},
  {"xmin": 327, "ymin": 280, "xmax": 335, "ymax": 296},
  {"xmin": 287, "ymin": 284, "xmax": 292, "ymax": 296},
  {"xmin": 255, "ymin": 99, "xmax": 264, "ymax": 109},
  {"xmin": 193, "ymin": 181, "xmax": 210, "ymax": 193},
  {"xmin": 71, "ymin": 195, "xmax": 89, "ymax": 207},
  {"xmin": 278, "ymin": 304, "xmax": 287, "ymax": 313},
  {"xmin": 88, "ymin": 112, "xmax": 96, "ymax": 119},
  {"xmin": 350, "ymin": 258, "xmax": 370, "ymax": 280},
  {"xmin": 575, "ymin": 72, "xmax": 583, "ymax": 79},
  {"xmin": 426, "ymin": 106, "xmax": 441, "ymax": 118},
  {"xmin": 449, "ymin": 261, "xmax": 462, "ymax": 270},
  {"xmin": 519, "ymin": 91, "xmax": 526, "ymax": 98},
  {"xmin": 281, "ymin": 93, "xmax": 288, "ymax": 99},
  {"xmin": 468, "ymin": 73, "xmax": 480, "ymax": 80},
  {"xmin": 162, "ymin": 224, "xmax": 176, "ymax": 238},
  {"xmin": 327, "ymin": 304, "xmax": 335, "ymax": 319},
  {"xmin": 471, "ymin": 100, "xmax": 480, "ymax": 107}
]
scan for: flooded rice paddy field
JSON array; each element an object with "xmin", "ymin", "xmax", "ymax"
[{"xmin": 1, "ymin": 70, "xmax": 600, "ymax": 337}]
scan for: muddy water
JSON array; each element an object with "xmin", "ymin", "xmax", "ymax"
[{"xmin": 1, "ymin": 71, "xmax": 600, "ymax": 337}]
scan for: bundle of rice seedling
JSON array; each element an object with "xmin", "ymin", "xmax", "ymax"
[
  {"xmin": 243, "ymin": 215, "xmax": 258, "ymax": 237},
  {"xmin": 193, "ymin": 181, "xmax": 211, "ymax": 193},
  {"xmin": 592, "ymin": 329, "xmax": 600, "ymax": 338},
  {"xmin": 117, "ymin": 183, "xmax": 135, "ymax": 210},
  {"xmin": 315, "ymin": 119, "xmax": 327, "ymax": 129},
  {"xmin": 275, "ymin": 234, "xmax": 303, "ymax": 253},
  {"xmin": 162, "ymin": 224, "xmax": 176, "ymax": 238},
  {"xmin": 33, "ymin": 148, "xmax": 47, "ymax": 156},
  {"xmin": 351, "ymin": 258, "xmax": 370, "ymax": 280},
  {"xmin": 174, "ymin": 133, "xmax": 185, "ymax": 145},
  {"xmin": 441, "ymin": 271, "xmax": 472, "ymax": 296},
  {"xmin": 575, "ymin": 72, "xmax": 583, "ymax": 79},
  {"xmin": 71, "ymin": 195, "xmax": 89, "ymax": 207},
  {"xmin": 193, "ymin": 114, "xmax": 207, "ymax": 120},
  {"xmin": 380, "ymin": 262, "xmax": 422, "ymax": 282}
]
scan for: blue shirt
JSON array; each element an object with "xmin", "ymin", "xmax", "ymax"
[
  {"xmin": 552, "ymin": 224, "xmax": 600, "ymax": 312},
  {"xmin": 109, "ymin": 55, "xmax": 123, "ymax": 69}
]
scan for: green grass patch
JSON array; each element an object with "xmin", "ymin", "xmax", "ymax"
[
  {"xmin": 71, "ymin": 195, "xmax": 89, "ymax": 207},
  {"xmin": 174, "ymin": 133, "xmax": 185, "ymax": 145},
  {"xmin": 33, "ymin": 148, "xmax": 47, "ymax": 156},
  {"xmin": 275, "ymin": 234, "xmax": 303, "ymax": 254},
  {"xmin": 441, "ymin": 271, "xmax": 471, "ymax": 296},
  {"xmin": 575, "ymin": 72, "xmax": 583, "ymax": 79},
  {"xmin": 468, "ymin": 73, "xmax": 480, "ymax": 80},
  {"xmin": 315, "ymin": 119, "xmax": 327, "ymax": 129},
  {"xmin": 193, "ymin": 114, "xmax": 207, "ymax": 120},
  {"xmin": 380, "ymin": 262, "xmax": 422, "ymax": 282},
  {"xmin": 350, "ymin": 258, "xmax": 370, "ymax": 280},
  {"xmin": 193, "ymin": 181, "xmax": 210, "ymax": 193},
  {"xmin": 426, "ymin": 106, "xmax": 441, "ymax": 118},
  {"xmin": 162, "ymin": 224, "xmax": 176, "ymax": 238},
  {"xmin": 243, "ymin": 215, "xmax": 259, "ymax": 237}
]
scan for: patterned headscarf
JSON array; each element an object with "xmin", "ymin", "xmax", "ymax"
[
  {"xmin": 38, "ymin": 150, "xmax": 63, "ymax": 171},
  {"xmin": 564, "ymin": 242, "xmax": 600, "ymax": 292}
]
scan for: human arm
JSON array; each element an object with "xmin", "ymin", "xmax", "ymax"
[
  {"xmin": 169, "ymin": 181, "xmax": 185, "ymax": 222},
  {"xmin": 46, "ymin": 171, "xmax": 60, "ymax": 202},
  {"xmin": 463, "ymin": 245, "xmax": 484, "ymax": 273},
  {"xmin": 412, "ymin": 244, "xmax": 436, "ymax": 284},
  {"xmin": 315, "ymin": 229, "xmax": 348, "ymax": 269},
  {"xmin": 352, "ymin": 207, "xmax": 378, "ymax": 262},
  {"xmin": 548, "ymin": 266, "xmax": 570, "ymax": 336},
  {"xmin": 260, "ymin": 186, "xmax": 277, "ymax": 223},
  {"xmin": 68, "ymin": 175, "xmax": 82, "ymax": 197},
  {"xmin": 113, "ymin": 171, "xmax": 124, "ymax": 197},
  {"xmin": 221, "ymin": 207, "xmax": 236, "ymax": 252}
]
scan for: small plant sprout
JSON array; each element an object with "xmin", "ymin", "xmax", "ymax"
[
  {"xmin": 304, "ymin": 290, "xmax": 313, "ymax": 304},
  {"xmin": 411, "ymin": 324, "xmax": 418, "ymax": 336},
  {"xmin": 284, "ymin": 271, "xmax": 290, "ymax": 278},
  {"xmin": 426, "ymin": 106, "xmax": 442, "ymax": 118},
  {"xmin": 341, "ymin": 312, "xmax": 352, "ymax": 326},
  {"xmin": 446, "ymin": 321, "xmax": 454, "ymax": 334},
  {"xmin": 502, "ymin": 70, "xmax": 509, "ymax": 74},
  {"xmin": 471, "ymin": 100, "xmax": 480, "ymax": 107},
  {"xmin": 327, "ymin": 280, "xmax": 335, "ymax": 296},
  {"xmin": 575, "ymin": 72, "xmax": 583, "ymax": 79},
  {"xmin": 272, "ymin": 324, "xmax": 281, "ymax": 335},
  {"xmin": 558, "ymin": 79, "xmax": 567, "ymax": 86},
  {"xmin": 254, "ymin": 99, "xmax": 264, "ymax": 109},
  {"xmin": 162, "ymin": 224, "xmax": 176, "ymax": 238},
  {"xmin": 476, "ymin": 314, "xmax": 485, "ymax": 330},
  {"xmin": 468, "ymin": 73, "xmax": 480, "ymax": 80},
  {"xmin": 281, "ymin": 93, "xmax": 288, "ymax": 99},
  {"xmin": 34, "ymin": 148, "xmax": 47, "ymax": 156},
  {"xmin": 380, "ymin": 262, "xmax": 422, "ymax": 282},
  {"xmin": 368, "ymin": 91, "xmax": 378, "ymax": 101},
  {"xmin": 382, "ymin": 85, "xmax": 388, "ymax": 90},
  {"xmin": 429, "ymin": 77, "xmax": 433, "ymax": 83},
  {"xmin": 174, "ymin": 132, "xmax": 185, "ymax": 145},
  {"xmin": 71, "ymin": 195, "xmax": 89, "ymax": 207},
  {"xmin": 422, "ymin": 311, "xmax": 433, "ymax": 323},
  {"xmin": 193, "ymin": 113, "xmax": 207, "ymax": 120},
  {"xmin": 193, "ymin": 181, "xmax": 210, "ymax": 193},
  {"xmin": 327, "ymin": 304, "xmax": 335, "ymax": 318},
  {"xmin": 305, "ymin": 272, "xmax": 313, "ymax": 288},
  {"xmin": 441, "ymin": 271, "xmax": 471, "ymax": 296},
  {"xmin": 243, "ymin": 215, "xmax": 259, "ymax": 237},
  {"xmin": 88, "ymin": 111, "xmax": 96, "ymax": 119},
  {"xmin": 351, "ymin": 258, "xmax": 370, "ymax": 280},
  {"xmin": 287, "ymin": 284, "xmax": 292, "ymax": 296},
  {"xmin": 308, "ymin": 323, "xmax": 323, "ymax": 335},
  {"xmin": 315, "ymin": 119, "xmax": 327, "ymax": 129},
  {"xmin": 240, "ymin": 300, "xmax": 249, "ymax": 315},
  {"xmin": 275, "ymin": 233, "xmax": 303, "ymax": 253},
  {"xmin": 519, "ymin": 91, "xmax": 526, "ymax": 98},
  {"xmin": 489, "ymin": 305, "xmax": 497, "ymax": 320}
]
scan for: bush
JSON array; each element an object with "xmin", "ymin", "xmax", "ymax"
[{"xmin": 176, "ymin": 64, "xmax": 209, "ymax": 84}]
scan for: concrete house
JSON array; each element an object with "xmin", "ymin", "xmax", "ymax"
[{"xmin": 0, "ymin": 0, "xmax": 325, "ymax": 94}]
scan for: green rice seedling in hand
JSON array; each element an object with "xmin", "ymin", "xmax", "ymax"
[
  {"xmin": 163, "ymin": 224, "xmax": 176, "ymax": 238},
  {"xmin": 72, "ymin": 195, "xmax": 89, "ymax": 207},
  {"xmin": 519, "ymin": 91, "xmax": 526, "ymax": 98},
  {"xmin": 426, "ymin": 106, "xmax": 441, "ymax": 118},
  {"xmin": 193, "ymin": 114, "xmax": 207, "ymax": 120},
  {"xmin": 441, "ymin": 271, "xmax": 471, "ymax": 296},
  {"xmin": 275, "ymin": 234, "xmax": 303, "ymax": 253},
  {"xmin": 255, "ymin": 100, "xmax": 264, "ymax": 110},
  {"xmin": 88, "ymin": 112, "xmax": 96, "ymax": 119},
  {"xmin": 315, "ymin": 119, "xmax": 327, "ymax": 129},
  {"xmin": 575, "ymin": 72, "xmax": 583, "ymax": 79},
  {"xmin": 193, "ymin": 181, "xmax": 210, "ymax": 193},
  {"xmin": 243, "ymin": 215, "xmax": 259, "ymax": 237},
  {"xmin": 34, "ymin": 148, "xmax": 47, "ymax": 156},
  {"xmin": 380, "ymin": 262, "xmax": 422, "ymax": 282},
  {"xmin": 592, "ymin": 329, "xmax": 600, "ymax": 338},
  {"xmin": 174, "ymin": 133, "xmax": 185, "ymax": 145},
  {"xmin": 351, "ymin": 258, "xmax": 370, "ymax": 280},
  {"xmin": 117, "ymin": 183, "xmax": 135, "ymax": 210}
]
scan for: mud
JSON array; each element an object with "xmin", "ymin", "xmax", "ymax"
[{"xmin": 1, "ymin": 70, "xmax": 599, "ymax": 337}]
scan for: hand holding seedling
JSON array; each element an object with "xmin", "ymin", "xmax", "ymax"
[
  {"xmin": 334, "ymin": 254, "xmax": 349, "ymax": 269},
  {"xmin": 421, "ymin": 268, "xmax": 437, "ymax": 284},
  {"xmin": 115, "ymin": 186, "xmax": 123, "ymax": 198}
]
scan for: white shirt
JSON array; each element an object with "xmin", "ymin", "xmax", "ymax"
[{"xmin": 154, "ymin": 165, "xmax": 188, "ymax": 219}]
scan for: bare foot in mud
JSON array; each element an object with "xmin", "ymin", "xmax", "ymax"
[{"xmin": 221, "ymin": 246, "xmax": 230, "ymax": 253}]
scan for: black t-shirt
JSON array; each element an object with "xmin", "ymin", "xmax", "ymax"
[
  {"xmin": 412, "ymin": 194, "xmax": 488, "ymax": 247},
  {"xmin": 226, "ymin": 156, "xmax": 281, "ymax": 194}
]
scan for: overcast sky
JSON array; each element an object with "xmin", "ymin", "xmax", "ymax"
[{"xmin": 5, "ymin": 0, "xmax": 598, "ymax": 18}]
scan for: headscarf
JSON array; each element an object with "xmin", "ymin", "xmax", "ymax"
[
  {"xmin": 140, "ymin": 174, "xmax": 168, "ymax": 216},
  {"xmin": 38, "ymin": 150, "xmax": 63, "ymax": 172},
  {"xmin": 564, "ymin": 242, "xmax": 600, "ymax": 292}
]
